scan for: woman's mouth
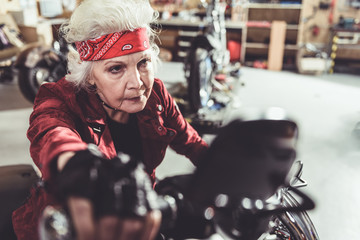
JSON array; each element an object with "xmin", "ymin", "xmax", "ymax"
[{"xmin": 126, "ymin": 95, "xmax": 142, "ymax": 102}]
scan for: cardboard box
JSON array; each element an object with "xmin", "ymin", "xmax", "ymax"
[
  {"xmin": 0, "ymin": 13, "xmax": 19, "ymax": 32},
  {"xmin": 0, "ymin": 13, "xmax": 25, "ymax": 48},
  {"xmin": 0, "ymin": 0, "xmax": 21, "ymax": 14},
  {"xmin": 39, "ymin": 0, "xmax": 63, "ymax": 18},
  {"xmin": 18, "ymin": 21, "xmax": 53, "ymax": 46},
  {"xmin": 8, "ymin": 8, "xmax": 38, "ymax": 26},
  {"xmin": 299, "ymin": 57, "xmax": 330, "ymax": 74}
]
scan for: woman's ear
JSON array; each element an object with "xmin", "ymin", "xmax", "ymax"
[
  {"xmin": 88, "ymin": 78, "xmax": 95, "ymax": 86},
  {"xmin": 88, "ymin": 64, "xmax": 96, "ymax": 86}
]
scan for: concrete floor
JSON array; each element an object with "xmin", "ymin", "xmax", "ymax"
[{"xmin": 1, "ymin": 62, "xmax": 360, "ymax": 239}]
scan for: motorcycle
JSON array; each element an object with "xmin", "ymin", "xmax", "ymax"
[
  {"xmin": 184, "ymin": 0, "xmax": 231, "ymax": 114},
  {"xmin": 180, "ymin": 0, "xmax": 245, "ymax": 136},
  {"xmin": 31, "ymin": 108, "xmax": 319, "ymax": 240},
  {"xmin": 14, "ymin": 36, "xmax": 68, "ymax": 102}
]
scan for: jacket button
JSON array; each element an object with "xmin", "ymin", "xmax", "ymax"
[
  {"xmin": 157, "ymin": 105, "xmax": 163, "ymax": 112},
  {"xmin": 158, "ymin": 126, "xmax": 163, "ymax": 131}
]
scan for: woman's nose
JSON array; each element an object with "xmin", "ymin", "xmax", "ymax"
[{"xmin": 126, "ymin": 68, "xmax": 143, "ymax": 89}]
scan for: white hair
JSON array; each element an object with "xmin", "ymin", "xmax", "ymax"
[{"xmin": 60, "ymin": 0, "xmax": 160, "ymax": 91}]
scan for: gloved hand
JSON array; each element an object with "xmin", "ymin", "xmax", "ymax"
[
  {"xmin": 54, "ymin": 144, "xmax": 105, "ymax": 203},
  {"xmin": 50, "ymin": 144, "xmax": 162, "ymax": 240}
]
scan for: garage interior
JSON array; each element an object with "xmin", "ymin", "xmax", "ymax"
[{"xmin": 1, "ymin": 0, "xmax": 360, "ymax": 239}]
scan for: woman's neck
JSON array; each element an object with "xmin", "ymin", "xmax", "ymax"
[
  {"xmin": 104, "ymin": 107, "xmax": 130, "ymax": 123},
  {"xmin": 96, "ymin": 93, "xmax": 129, "ymax": 123}
]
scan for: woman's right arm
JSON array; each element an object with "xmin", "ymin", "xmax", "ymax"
[
  {"xmin": 31, "ymin": 84, "xmax": 162, "ymax": 240},
  {"xmin": 27, "ymin": 83, "xmax": 88, "ymax": 181}
]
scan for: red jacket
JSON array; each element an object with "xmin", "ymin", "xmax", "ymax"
[{"xmin": 12, "ymin": 77, "xmax": 208, "ymax": 240}]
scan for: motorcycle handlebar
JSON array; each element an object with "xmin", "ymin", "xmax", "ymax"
[
  {"xmin": 38, "ymin": 184, "xmax": 211, "ymax": 240},
  {"xmin": 39, "ymin": 116, "xmax": 316, "ymax": 240},
  {"xmin": 39, "ymin": 175, "xmax": 315, "ymax": 240}
]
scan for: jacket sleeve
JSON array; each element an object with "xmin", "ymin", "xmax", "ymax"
[
  {"xmin": 157, "ymin": 80, "xmax": 208, "ymax": 166},
  {"xmin": 27, "ymin": 83, "xmax": 87, "ymax": 181}
]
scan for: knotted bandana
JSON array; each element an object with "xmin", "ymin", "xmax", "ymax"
[{"xmin": 75, "ymin": 28, "xmax": 150, "ymax": 61}]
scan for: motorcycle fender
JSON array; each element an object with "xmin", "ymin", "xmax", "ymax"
[{"xmin": 14, "ymin": 45, "xmax": 52, "ymax": 69}]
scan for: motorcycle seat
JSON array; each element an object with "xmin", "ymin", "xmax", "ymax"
[{"xmin": 0, "ymin": 164, "xmax": 39, "ymax": 239}]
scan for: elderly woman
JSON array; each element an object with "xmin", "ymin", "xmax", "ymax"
[{"xmin": 12, "ymin": 0, "xmax": 208, "ymax": 239}]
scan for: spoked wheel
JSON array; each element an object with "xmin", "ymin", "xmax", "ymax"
[
  {"xmin": 18, "ymin": 58, "xmax": 66, "ymax": 102},
  {"xmin": 187, "ymin": 47, "xmax": 213, "ymax": 113},
  {"xmin": 267, "ymin": 189, "xmax": 319, "ymax": 240},
  {"xmin": 274, "ymin": 190, "xmax": 319, "ymax": 240}
]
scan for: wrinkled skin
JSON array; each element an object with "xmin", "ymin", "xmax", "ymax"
[{"xmin": 90, "ymin": 49, "xmax": 155, "ymax": 123}]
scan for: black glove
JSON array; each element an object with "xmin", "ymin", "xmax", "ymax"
[
  {"xmin": 53, "ymin": 144, "xmax": 158, "ymax": 218},
  {"xmin": 54, "ymin": 144, "xmax": 106, "ymax": 202}
]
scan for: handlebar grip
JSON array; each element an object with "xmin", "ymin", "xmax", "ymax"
[{"xmin": 155, "ymin": 175, "xmax": 214, "ymax": 239}]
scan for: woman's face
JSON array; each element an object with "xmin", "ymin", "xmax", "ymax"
[{"xmin": 89, "ymin": 50, "xmax": 154, "ymax": 113}]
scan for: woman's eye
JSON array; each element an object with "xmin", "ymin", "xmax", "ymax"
[
  {"xmin": 138, "ymin": 58, "xmax": 150, "ymax": 69},
  {"xmin": 109, "ymin": 65, "xmax": 123, "ymax": 73}
]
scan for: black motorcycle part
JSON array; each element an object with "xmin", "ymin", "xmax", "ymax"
[
  {"xmin": 184, "ymin": 116, "xmax": 319, "ymax": 240},
  {"xmin": 212, "ymin": 206, "xmax": 273, "ymax": 240},
  {"xmin": 186, "ymin": 47, "xmax": 213, "ymax": 113},
  {"xmin": 100, "ymin": 153, "xmax": 158, "ymax": 218},
  {"xmin": 0, "ymin": 165, "xmax": 39, "ymax": 240},
  {"xmin": 277, "ymin": 189, "xmax": 320, "ymax": 240},
  {"xmin": 0, "ymin": 66, "xmax": 14, "ymax": 83},
  {"xmin": 155, "ymin": 174, "xmax": 214, "ymax": 239},
  {"xmin": 210, "ymin": 186, "xmax": 316, "ymax": 240},
  {"xmin": 18, "ymin": 54, "xmax": 67, "ymax": 102},
  {"xmin": 187, "ymin": 119, "xmax": 299, "ymax": 204}
]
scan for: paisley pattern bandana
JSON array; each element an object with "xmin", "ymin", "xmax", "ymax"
[{"xmin": 75, "ymin": 28, "xmax": 149, "ymax": 61}]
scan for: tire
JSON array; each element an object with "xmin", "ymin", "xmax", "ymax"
[
  {"xmin": 18, "ymin": 57, "xmax": 66, "ymax": 103},
  {"xmin": 187, "ymin": 48, "xmax": 213, "ymax": 113}
]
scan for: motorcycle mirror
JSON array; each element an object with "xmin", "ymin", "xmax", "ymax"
[
  {"xmin": 287, "ymin": 160, "xmax": 308, "ymax": 188},
  {"xmin": 187, "ymin": 113, "xmax": 298, "ymax": 205}
]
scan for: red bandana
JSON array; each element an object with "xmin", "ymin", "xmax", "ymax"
[{"xmin": 75, "ymin": 28, "xmax": 150, "ymax": 61}]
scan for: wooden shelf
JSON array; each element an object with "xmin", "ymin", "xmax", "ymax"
[
  {"xmin": 152, "ymin": 2, "xmax": 304, "ymax": 67},
  {"xmin": 284, "ymin": 44, "xmax": 299, "ymax": 51},
  {"xmin": 246, "ymin": 23, "xmax": 299, "ymax": 30},
  {"xmin": 248, "ymin": 3, "xmax": 302, "ymax": 9},
  {"xmin": 156, "ymin": 19, "xmax": 244, "ymax": 30},
  {"xmin": 245, "ymin": 42, "xmax": 268, "ymax": 48},
  {"xmin": 225, "ymin": 21, "xmax": 246, "ymax": 30},
  {"xmin": 245, "ymin": 42, "xmax": 298, "ymax": 50},
  {"xmin": 286, "ymin": 24, "xmax": 300, "ymax": 30},
  {"xmin": 337, "ymin": 44, "xmax": 360, "ymax": 49},
  {"xmin": 240, "ymin": 1, "xmax": 303, "ymax": 67}
]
